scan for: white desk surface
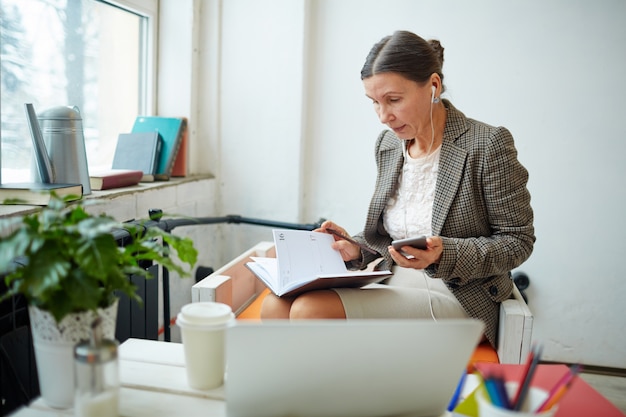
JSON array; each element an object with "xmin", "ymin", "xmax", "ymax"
[
  {"xmin": 10, "ymin": 339, "xmax": 225, "ymax": 417},
  {"xmin": 11, "ymin": 338, "xmax": 464, "ymax": 417}
]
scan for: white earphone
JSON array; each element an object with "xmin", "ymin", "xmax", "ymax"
[{"xmin": 431, "ymin": 86, "xmax": 439, "ymax": 104}]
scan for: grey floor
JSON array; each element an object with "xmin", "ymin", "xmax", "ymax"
[{"xmin": 579, "ymin": 372, "xmax": 626, "ymax": 413}]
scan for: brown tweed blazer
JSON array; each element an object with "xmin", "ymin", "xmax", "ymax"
[{"xmin": 352, "ymin": 100, "xmax": 535, "ymax": 347}]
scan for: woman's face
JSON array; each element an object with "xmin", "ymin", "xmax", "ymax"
[{"xmin": 363, "ymin": 72, "xmax": 432, "ymax": 140}]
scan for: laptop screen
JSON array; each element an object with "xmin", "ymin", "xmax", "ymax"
[{"xmin": 225, "ymin": 319, "xmax": 483, "ymax": 417}]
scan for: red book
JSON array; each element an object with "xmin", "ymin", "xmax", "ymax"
[
  {"xmin": 89, "ymin": 169, "xmax": 143, "ymax": 190},
  {"xmin": 171, "ymin": 117, "xmax": 188, "ymax": 177},
  {"xmin": 474, "ymin": 363, "xmax": 625, "ymax": 417}
]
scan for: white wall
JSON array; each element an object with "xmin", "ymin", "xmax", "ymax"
[
  {"xmin": 214, "ymin": 0, "xmax": 311, "ymax": 256},
  {"xmin": 187, "ymin": 0, "xmax": 626, "ymax": 368}
]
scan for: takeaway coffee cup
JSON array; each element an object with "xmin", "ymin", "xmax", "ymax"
[
  {"xmin": 477, "ymin": 382, "xmax": 558, "ymax": 417},
  {"xmin": 177, "ymin": 302, "xmax": 235, "ymax": 389}
]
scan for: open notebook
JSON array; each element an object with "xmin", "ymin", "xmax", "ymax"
[{"xmin": 225, "ymin": 319, "xmax": 484, "ymax": 417}]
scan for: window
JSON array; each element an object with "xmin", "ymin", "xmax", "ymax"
[{"xmin": 0, "ymin": 0, "xmax": 156, "ymax": 183}]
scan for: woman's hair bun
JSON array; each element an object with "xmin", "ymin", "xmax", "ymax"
[{"xmin": 428, "ymin": 39, "xmax": 444, "ymax": 67}]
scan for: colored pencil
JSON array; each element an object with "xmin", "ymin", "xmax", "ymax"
[
  {"xmin": 535, "ymin": 364, "xmax": 581, "ymax": 412},
  {"xmin": 492, "ymin": 375, "xmax": 511, "ymax": 409},
  {"xmin": 485, "ymin": 377, "xmax": 504, "ymax": 407},
  {"xmin": 510, "ymin": 347, "xmax": 535, "ymax": 406},
  {"xmin": 513, "ymin": 344, "xmax": 543, "ymax": 410},
  {"xmin": 446, "ymin": 370, "xmax": 467, "ymax": 411}
]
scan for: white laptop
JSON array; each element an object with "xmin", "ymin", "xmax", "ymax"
[{"xmin": 225, "ymin": 319, "xmax": 484, "ymax": 417}]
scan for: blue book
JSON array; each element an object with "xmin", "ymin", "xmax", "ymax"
[
  {"xmin": 112, "ymin": 131, "xmax": 161, "ymax": 180},
  {"xmin": 130, "ymin": 116, "xmax": 187, "ymax": 180}
]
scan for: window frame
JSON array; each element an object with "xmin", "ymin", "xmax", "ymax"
[
  {"xmin": 0, "ymin": 0, "xmax": 159, "ymax": 183},
  {"xmin": 106, "ymin": 0, "xmax": 159, "ymax": 115}
]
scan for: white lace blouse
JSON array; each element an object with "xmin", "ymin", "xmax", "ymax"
[{"xmin": 382, "ymin": 142, "xmax": 441, "ymax": 241}]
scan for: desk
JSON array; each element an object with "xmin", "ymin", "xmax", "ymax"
[
  {"xmin": 474, "ymin": 363, "xmax": 625, "ymax": 417},
  {"xmin": 9, "ymin": 339, "xmax": 462, "ymax": 417},
  {"xmin": 10, "ymin": 339, "xmax": 226, "ymax": 417},
  {"xmin": 12, "ymin": 339, "xmax": 624, "ymax": 417}
]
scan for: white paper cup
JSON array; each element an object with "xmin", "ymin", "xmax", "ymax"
[
  {"xmin": 477, "ymin": 382, "xmax": 558, "ymax": 417},
  {"xmin": 177, "ymin": 302, "xmax": 235, "ymax": 389}
]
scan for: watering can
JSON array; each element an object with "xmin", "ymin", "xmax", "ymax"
[{"xmin": 25, "ymin": 103, "xmax": 91, "ymax": 195}]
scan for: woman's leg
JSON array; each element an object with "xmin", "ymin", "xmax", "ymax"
[
  {"xmin": 333, "ymin": 268, "xmax": 468, "ymax": 320},
  {"xmin": 290, "ymin": 290, "xmax": 346, "ymax": 319},
  {"xmin": 260, "ymin": 290, "xmax": 346, "ymax": 319},
  {"xmin": 260, "ymin": 293, "xmax": 295, "ymax": 318}
]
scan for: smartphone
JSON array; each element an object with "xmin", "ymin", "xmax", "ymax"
[{"xmin": 391, "ymin": 236, "xmax": 427, "ymax": 251}]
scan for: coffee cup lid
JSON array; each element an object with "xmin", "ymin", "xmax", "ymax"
[{"xmin": 176, "ymin": 302, "xmax": 234, "ymax": 329}]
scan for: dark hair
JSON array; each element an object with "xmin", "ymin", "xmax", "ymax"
[{"xmin": 361, "ymin": 31, "xmax": 445, "ymax": 91}]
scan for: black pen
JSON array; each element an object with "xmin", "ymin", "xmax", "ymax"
[{"xmin": 325, "ymin": 228, "xmax": 378, "ymax": 255}]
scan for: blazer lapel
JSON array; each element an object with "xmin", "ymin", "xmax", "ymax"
[
  {"xmin": 432, "ymin": 103, "xmax": 470, "ymax": 235},
  {"xmin": 366, "ymin": 135, "xmax": 404, "ymax": 235},
  {"xmin": 376, "ymin": 139, "xmax": 404, "ymax": 211}
]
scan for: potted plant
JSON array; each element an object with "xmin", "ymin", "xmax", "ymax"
[{"xmin": 0, "ymin": 193, "xmax": 198, "ymax": 408}]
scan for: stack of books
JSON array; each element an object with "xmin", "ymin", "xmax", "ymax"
[
  {"xmin": 87, "ymin": 115, "xmax": 189, "ymax": 192},
  {"xmin": 112, "ymin": 116, "xmax": 188, "ymax": 181}
]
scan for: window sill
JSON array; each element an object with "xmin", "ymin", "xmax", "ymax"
[{"xmin": 0, "ymin": 174, "xmax": 215, "ymax": 220}]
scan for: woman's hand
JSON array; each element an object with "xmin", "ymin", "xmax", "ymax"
[
  {"xmin": 314, "ymin": 220, "xmax": 362, "ymax": 262},
  {"xmin": 388, "ymin": 236, "xmax": 443, "ymax": 269}
]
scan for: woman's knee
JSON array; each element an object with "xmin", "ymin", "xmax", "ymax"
[
  {"xmin": 289, "ymin": 291, "xmax": 346, "ymax": 319},
  {"xmin": 260, "ymin": 293, "xmax": 293, "ymax": 319}
]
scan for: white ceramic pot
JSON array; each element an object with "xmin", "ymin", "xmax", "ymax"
[{"xmin": 28, "ymin": 300, "xmax": 118, "ymax": 409}]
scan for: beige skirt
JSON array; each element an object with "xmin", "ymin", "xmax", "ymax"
[{"xmin": 332, "ymin": 266, "xmax": 468, "ymax": 320}]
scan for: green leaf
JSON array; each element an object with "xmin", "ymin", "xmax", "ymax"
[
  {"xmin": 74, "ymin": 234, "xmax": 121, "ymax": 280},
  {"xmin": 63, "ymin": 268, "xmax": 102, "ymax": 312}
]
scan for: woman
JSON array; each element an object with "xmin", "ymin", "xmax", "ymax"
[{"xmin": 261, "ymin": 30, "xmax": 535, "ymax": 347}]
